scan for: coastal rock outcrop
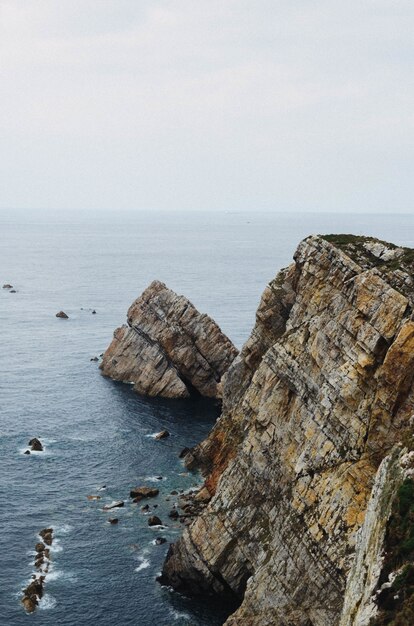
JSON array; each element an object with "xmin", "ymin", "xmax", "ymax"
[
  {"xmin": 159, "ymin": 235, "xmax": 414, "ymax": 625},
  {"xmin": 100, "ymin": 280, "xmax": 238, "ymax": 399}
]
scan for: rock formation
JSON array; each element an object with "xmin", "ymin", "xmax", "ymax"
[
  {"xmin": 159, "ymin": 235, "xmax": 414, "ymax": 625},
  {"xmin": 100, "ymin": 280, "xmax": 238, "ymax": 398}
]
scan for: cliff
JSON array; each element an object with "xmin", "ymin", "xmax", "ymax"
[
  {"xmin": 159, "ymin": 235, "xmax": 414, "ymax": 625},
  {"xmin": 100, "ymin": 280, "xmax": 238, "ymax": 399}
]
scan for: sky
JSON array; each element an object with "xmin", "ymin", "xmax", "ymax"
[{"xmin": 0, "ymin": 0, "xmax": 413, "ymax": 214}]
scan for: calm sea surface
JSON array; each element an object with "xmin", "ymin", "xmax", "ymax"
[{"xmin": 1, "ymin": 211, "xmax": 414, "ymax": 625}]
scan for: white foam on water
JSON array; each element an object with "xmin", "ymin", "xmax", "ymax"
[
  {"xmin": 170, "ymin": 609, "xmax": 191, "ymax": 621},
  {"xmin": 135, "ymin": 558, "xmax": 150, "ymax": 572},
  {"xmin": 144, "ymin": 475, "xmax": 166, "ymax": 482},
  {"xmin": 54, "ymin": 524, "xmax": 73, "ymax": 535},
  {"xmin": 145, "ymin": 433, "xmax": 159, "ymax": 439},
  {"xmin": 38, "ymin": 594, "xmax": 57, "ymax": 610},
  {"xmin": 149, "ymin": 524, "xmax": 168, "ymax": 530},
  {"xmin": 49, "ymin": 539, "xmax": 63, "ymax": 553}
]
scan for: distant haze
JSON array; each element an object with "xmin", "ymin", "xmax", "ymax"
[{"xmin": 0, "ymin": 1, "xmax": 413, "ymax": 214}]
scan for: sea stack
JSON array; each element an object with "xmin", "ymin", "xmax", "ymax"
[
  {"xmin": 100, "ymin": 280, "xmax": 238, "ymax": 398},
  {"xmin": 159, "ymin": 235, "xmax": 414, "ymax": 625}
]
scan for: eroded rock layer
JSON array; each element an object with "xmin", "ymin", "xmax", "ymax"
[
  {"xmin": 160, "ymin": 235, "xmax": 414, "ymax": 625},
  {"xmin": 100, "ymin": 280, "xmax": 238, "ymax": 398}
]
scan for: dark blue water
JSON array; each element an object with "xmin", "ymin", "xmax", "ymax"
[{"xmin": 1, "ymin": 211, "xmax": 414, "ymax": 625}]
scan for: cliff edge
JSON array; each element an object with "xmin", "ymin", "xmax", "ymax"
[{"xmin": 159, "ymin": 235, "xmax": 414, "ymax": 625}]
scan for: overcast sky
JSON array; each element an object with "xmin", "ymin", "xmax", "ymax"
[{"xmin": 0, "ymin": 1, "xmax": 413, "ymax": 213}]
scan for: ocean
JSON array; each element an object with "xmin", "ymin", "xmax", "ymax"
[{"xmin": 1, "ymin": 210, "xmax": 414, "ymax": 625}]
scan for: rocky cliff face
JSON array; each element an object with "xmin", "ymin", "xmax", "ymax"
[
  {"xmin": 160, "ymin": 235, "xmax": 414, "ymax": 625},
  {"xmin": 100, "ymin": 280, "xmax": 238, "ymax": 399}
]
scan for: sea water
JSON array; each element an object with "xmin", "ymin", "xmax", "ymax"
[{"xmin": 1, "ymin": 210, "xmax": 413, "ymax": 625}]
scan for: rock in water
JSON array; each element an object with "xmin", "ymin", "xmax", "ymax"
[
  {"xmin": 159, "ymin": 235, "xmax": 414, "ymax": 625},
  {"xmin": 148, "ymin": 516, "xmax": 162, "ymax": 526},
  {"xmin": 129, "ymin": 487, "xmax": 159, "ymax": 500},
  {"xmin": 100, "ymin": 280, "xmax": 238, "ymax": 398},
  {"xmin": 2, "ymin": 283, "xmax": 13, "ymax": 289},
  {"xmin": 103, "ymin": 500, "xmax": 124, "ymax": 510},
  {"xmin": 28, "ymin": 438, "xmax": 43, "ymax": 452},
  {"xmin": 154, "ymin": 430, "xmax": 169, "ymax": 440},
  {"xmin": 56, "ymin": 311, "xmax": 68, "ymax": 319}
]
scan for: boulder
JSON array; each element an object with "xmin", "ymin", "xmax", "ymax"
[
  {"xmin": 155, "ymin": 537, "xmax": 167, "ymax": 545},
  {"xmin": 141, "ymin": 504, "xmax": 150, "ymax": 512},
  {"xmin": 129, "ymin": 487, "xmax": 159, "ymax": 500},
  {"xmin": 35, "ymin": 542, "xmax": 45, "ymax": 553},
  {"xmin": 87, "ymin": 495, "xmax": 101, "ymax": 500},
  {"xmin": 92, "ymin": 310, "xmax": 97, "ymax": 314},
  {"xmin": 155, "ymin": 430, "xmax": 169, "ymax": 440},
  {"xmin": 24, "ymin": 450, "xmax": 30, "ymax": 455},
  {"xmin": 100, "ymin": 281, "xmax": 238, "ymax": 399},
  {"xmin": 148, "ymin": 516, "xmax": 162, "ymax": 526},
  {"xmin": 21, "ymin": 595, "xmax": 37, "ymax": 613},
  {"xmin": 28, "ymin": 438, "xmax": 43, "ymax": 452},
  {"xmin": 169, "ymin": 509, "xmax": 179, "ymax": 520},
  {"xmin": 56, "ymin": 311, "xmax": 68, "ymax": 319},
  {"xmin": 39, "ymin": 528, "xmax": 53, "ymax": 546},
  {"xmin": 2, "ymin": 284, "xmax": 13, "ymax": 289}
]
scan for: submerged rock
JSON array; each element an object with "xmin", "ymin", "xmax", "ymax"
[
  {"xmin": 155, "ymin": 537, "xmax": 167, "ymax": 545},
  {"xmin": 159, "ymin": 235, "xmax": 414, "ymax": 625},
  {"xmin": 56, "ymin": 311, "xmax": 68, "ymax": 319},
  {"xmin": 100, "ymin": 280, "xmax": 238, "ymax": 398},
  {"xmin": 108, "ymin": 518, "xmax": 119, "ymax": 524},
  {"xmin": 103, "ymin": 500, "xmax": 124, "ymax": 510},
  {"xmin": 129, "ymin": 487, "xmax": 159, "ymax": 500}
]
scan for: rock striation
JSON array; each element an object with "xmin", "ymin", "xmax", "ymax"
[
  {"xmin": 100, "ymin": 280, "xmax": 238, "ymax": 399},
  {"xmin": 159, "ymin": 235, "xmax": 414, "ymax": 625}
]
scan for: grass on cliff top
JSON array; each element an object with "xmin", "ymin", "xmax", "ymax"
[
  {"xmin": 321, "ymin": 234, "xmax": 414, "ymax": 275},
  {"xmin": 370, "ymin": 478, "xmax": 414, "ymax": 626}
]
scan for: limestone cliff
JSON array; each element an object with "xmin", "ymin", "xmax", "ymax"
[
  {"xmin": 160, "ymin": 235, "xmax": 414, "ymax": 625},
  {"xmin": 100, "ymin": 280, "xmax": 238, "ymax": 398}
]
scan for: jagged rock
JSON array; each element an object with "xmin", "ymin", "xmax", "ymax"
[
  {"xmin": 90, "ymin": 356, "xmax": 99, "ymax": 362},
  {"xmin": 100, "ymin": 280, "xmax": 238, "ymax": 398},
  {"xmin": 141, "ymin": 504, "xmax": 150, "ymax": 512},
  {"xmin": 103, "ymin": 500, "xmax": 124, "ymax": 510},
  {"xmin": 39, "ymin": 528, "xmax": 53, "ymax": 546},
  {"xmin": 179, "ymin": 447, "xmax": 191, "ymax": 459},
  {"xmin": 21, "ymin": 595, "xmax": 37, "ymax": 613},
  {"xmin": 2, "ymin": 283, "xmax": 13, "ymax": 289},
  {"xmin": 159, "ymin": 235, "xmax": 414, "ymax": 625},
  {"xmin": 155, "ymin": 430, "xmax": 169, "ymax": 440},
  {"xmin": 28, "ymin": 438, "xmax": 43, "ymax": 452},
  {"xmin": 24, "ymin": 450, "xmax": 30, "ymax": 455},
  {"xmin": 129, "ymin": 487, "xmax": 159, "ymax": 500},
  {"xmin": 148, "ymin": 516, "xmax": 162, "ymax": 526},
  {"xmin": 56, "ymin": 311, "xmax": 69, "ymax": 319}
]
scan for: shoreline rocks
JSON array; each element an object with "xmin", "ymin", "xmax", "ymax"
[
  {"xmin": 100, "ymin": 280, "xmax": 238, "ymax": 399},
  {"xmin": 21, "ymin": 528, "xmax": 53, "ymax": 613}
]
